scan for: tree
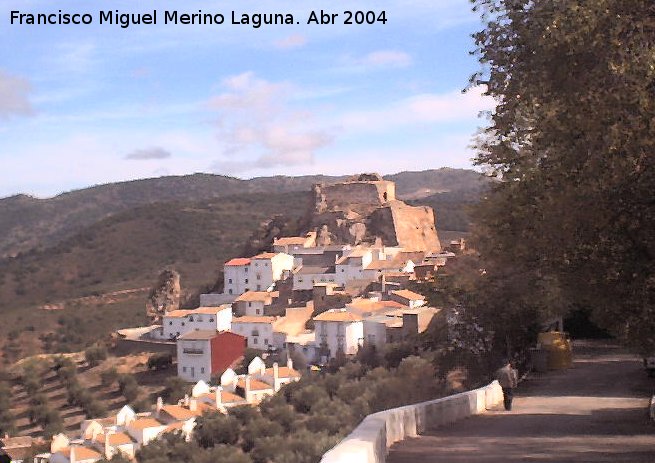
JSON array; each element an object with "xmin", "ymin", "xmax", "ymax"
[
  {"xmin": 162, "ymin": 377, "xmax": 188, "ymax": 404},
  {"xmin": 194, "ymin": 412, "xmax": 240, "ymax": 448},
  {"xmin": 117, "ymin": 374, "xmax": 139, "ymax": 402},
  {"xmin": 85, "ymin": 344, "xmax": 108, "ymax": 367},
  {"xmin": 0, "ymin": 382, "xmax": 15, "ymax": 435},
  {"xmin": 100, "ymin": 367, "xmax": 119, "ymax": 387},
  {"xmin": 470, "ymin": 0, "xmax": 655, "ymax": 353}
]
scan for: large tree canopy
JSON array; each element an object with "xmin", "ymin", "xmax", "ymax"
[{"xmin": 470, "ymin": 0, "xmax": 655, "ymax": 353}]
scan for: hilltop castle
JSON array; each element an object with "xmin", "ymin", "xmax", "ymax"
[{"xmin": 310, "ymin": 173, "xmax": 441, "ymax": 252}]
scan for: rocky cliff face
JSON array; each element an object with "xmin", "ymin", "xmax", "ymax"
[
  {"xmin": 309, "ymin": 174, "xmax": 441, "ymax": 252},
  {"xmin": 146, "ymin": 269, "xmax": 181, "ymax": 322}
]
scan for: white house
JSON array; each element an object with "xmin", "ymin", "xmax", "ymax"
[
  {"xmin": 233, "ymin": 291, "xmax": 276, "ymax": 316},
  {"xmin": 90, "ymin": 432, "xmax": 136, "ymax": 461},
  {"xmin": 249, "ymin": 252, "xmax": 295, "ymax": 292},
  {"xmin": 49, "ymin": 446, "xmax": 102, "ymax": 463},
  {"xmin": 231, "ymin": 316, "xmax": 276, "ymax": 349},
  {"xmin": 389, "ymin": 289, "xmax": 426, "ymax": 308},
  {"xmin": 272, "ymin": 232, "xmax": 316, "ymax": 253},
  {"xmin": 186, "ymin": 306, "xmax": 232, "ymax": 332},
  {"xmin": 313, "ymin": 309, "xmax": 364, "ymax": 360},
  {"xmin": 223, "ymin": 258, "xmax": 252, "ymax": 296},
  {"xmin": 223, "ymin": 253, "xmax": 294, "ymax": 296},
  {"xmin": 219, "ymin": 366, "xmax": 274, "ymax": 405},
  {"xmin": 335, "ymin": 248, "xmax": 374, "ymax": 285},
  {"xmin": 252, "ymin": 358, "xmax": 301, "ymax": 392},
  {"xmin": 362, "ymin": 314, "xmax": 404, "ymax": 349},
  {"xmin": 160, "ymin": 310, "xmax": 192, "ymax": 340},
  {"xmin": 125, "ymin": 418, "xmax": 167, "ymax": 446},
  {"xmin": 292, "ymin": 266, "xmax": 337, "ymax": 291},
  {"xmin": 236, "ymin": 376, "xmax": 275, "ymax": 404},
  {"xmin": 176, "ymin": 330, "xmax": 217, "ymax": 382},
  {"xmin": 158, "ymin": 306, "xmax": 232, "ymax": 340}
]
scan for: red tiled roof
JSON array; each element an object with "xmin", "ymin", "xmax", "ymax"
[
  {"xmin": 391, "ymin": 289, "xmax": 425, "ymax": 301},
  {"xmin": 237, "ymin": 378, "xmax": 274, "ymax": 391},
  {"xmin": 265, "ymin": 366, "xmax": 301, "ymax": 378},
  {"xmin": 225, "ymin": 258, "xmax": 251, "ymax": 266}
]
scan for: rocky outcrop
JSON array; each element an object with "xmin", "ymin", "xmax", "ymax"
[{"xmin": 146, "ymin": 269, "xmax": 181, "ymax": 322}]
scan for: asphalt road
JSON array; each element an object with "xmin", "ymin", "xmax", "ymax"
[{"xmin": 387, "ymin": 340, "xmax": 655, "ymax": 463}]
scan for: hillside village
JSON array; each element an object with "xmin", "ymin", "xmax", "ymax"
[{"xmin": 1, "ymin": 174, "xmax": 467, "ymax": 463}]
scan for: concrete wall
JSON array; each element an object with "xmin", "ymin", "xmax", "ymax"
[
  {"xmin": 114, "ymin": 338, "xmax": 176, "ymax": 357},
  {"xmin": 317, "ymin": 181, "xmax": 394, "ymax": 212},
  {"xmin": 320, "ymin": 380, "xmax": 503, "ymax": 463}
]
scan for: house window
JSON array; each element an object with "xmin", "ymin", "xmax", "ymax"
[
  {"xmin": 249, "ymin": 302, "xmax": 252, "ymax": 307},
  {"xmin": 255, "ymin": 263, "xmax": 259, "ymax": 267},
  {"xmin": 245, "ymin": 267, "xmax": 248, "ymax": 273},
  {"xmin": 257, "ymin": 285, "xmax": 261, "ymax": 290},
  {"xmin": 169, "ymin": 321, "xmax": 173, "ymax": 325},
  {"xmin": 264, "ymin": 338, "xmax": 268, "ymax": 345},
  {"xmin": 228, "ymin": 278, "xmax": 233, "ymax": 284},
  {"xmin": 183, "ymin": 367, "xmax": 187, "ymax": 372},
  {"xmin": 253, "ymin": 338, "xmax": 258, "ymax": 344},
  {"xmin": 229, "ymin": 289, "xmax": 233, "ymax": 295},
  {"xmin": 256, "ymin": 274, "xmax": 261, "ymax": 280},
  {"xmin": 189, "ymin": 316, "xmax": 194, "ymax": 322},
  {"xmin": 201, "ymin": 367, "xmax": 205, "ymax": 374},
  {"xmin": 245, "ymin": 279, "xmax": 249, "ymax": 283},
  {"xmin": 181, "ymin": 322, "xmax": 185, "ymax": 326},
  {"xmin": 256, "ymin": 309, "xmax": 261, "ymax": 315}
]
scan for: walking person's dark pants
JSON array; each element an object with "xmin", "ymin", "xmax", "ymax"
[{"xmin": 502, "ymin": 387, "xmax": 514, "ymax": 410}]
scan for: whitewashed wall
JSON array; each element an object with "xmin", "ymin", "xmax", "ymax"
[{"xmin": 320, "ymin": 380, "xmax": 503, "ymax": 463}]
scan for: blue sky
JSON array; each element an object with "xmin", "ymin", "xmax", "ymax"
[{"xmin": 0, "ymin": 0, "xmax": 493, "ymax": 198}]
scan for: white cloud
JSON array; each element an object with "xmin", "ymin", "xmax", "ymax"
[
  {"xmin": 208, "ymin": 72, "xmax": 333, "ymax": 174},
  {"xmin": 125, "ymin": 147, "xmax": 172, "ymax": 160},
  {"xmin": 274, "ymin": 34, "xmax": 308, "ymax": 50},
  {"xmin": 359, "ymin": 50, "xmax": 413, "ymax": 68},
  {"xmin": 0, "ymin": 70, "xmax": 34, "ymax": 119},
  {"xmin": 340, "ymin": 85, "xmax": 494, "ymax": 132}
]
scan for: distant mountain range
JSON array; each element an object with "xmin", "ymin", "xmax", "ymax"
[{"xmin": 0, "ymin": 169, "xmax": 488, "ymax": 258}]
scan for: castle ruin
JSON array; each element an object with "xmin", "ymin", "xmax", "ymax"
[{"xmin": 309, "ymin": 174, "xmax": 441, "ymax": 252}]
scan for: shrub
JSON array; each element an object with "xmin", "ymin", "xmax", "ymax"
[
  {"xmin": 147, "ymin": 352, "xmax": 173, "ymax": 370},
  {"xmin": 130, "ymin": 397, "xmax": 152, "ymax": 413}
]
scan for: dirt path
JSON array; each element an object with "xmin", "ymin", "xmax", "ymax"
[{"xmin": 388, "ymin": 340, "xmax": 655, "ymax": 463}]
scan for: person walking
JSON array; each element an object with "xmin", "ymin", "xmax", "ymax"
[{"xmin": 495, "ymin": 359, "xmax": 519, "ymax": 411}]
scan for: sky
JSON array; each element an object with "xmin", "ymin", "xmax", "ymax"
[{"xmin": 0, "ymin": 0, "xmax": 494, "ymax": 198}]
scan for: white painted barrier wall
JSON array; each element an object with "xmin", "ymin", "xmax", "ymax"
[{"xmin": 320, "ymin": 380, "xmax": 504, "ymax": 463}]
